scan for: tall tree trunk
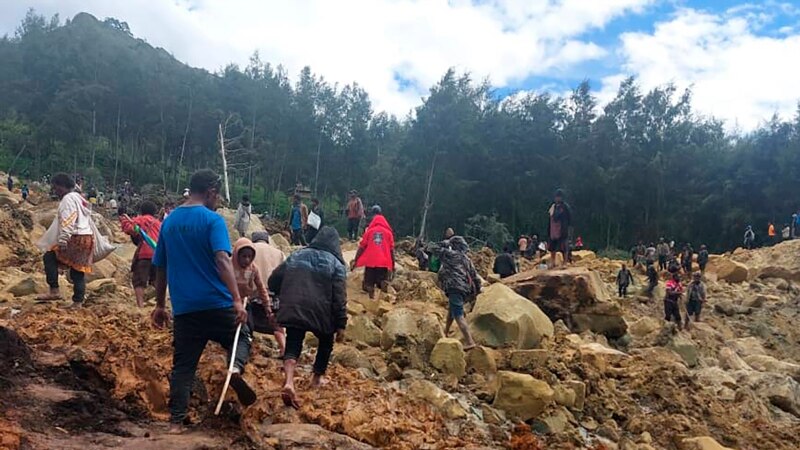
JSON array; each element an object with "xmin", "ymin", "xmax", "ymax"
[
  {"xmin": 314, "ymin": 128, "xmax": 323, "ymax": 196},
  {"xmin": 112, "ymin": 103, "xmax": 121, "ymax": 191},
  {"xmin": 219, "ymin": 123, "xmax": 231, "ymax": 204},
  {"xmin": 418, "ymin": 151, "xmax": 438, "ymax": 240},
  {"xmin": 176, "ymin": 88, "xmax": 193, "ymax": 193}
]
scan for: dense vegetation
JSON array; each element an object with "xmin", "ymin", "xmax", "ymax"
[{"xmin": 2, "ymin": 10, "xmax": 799, "ymax": 251}]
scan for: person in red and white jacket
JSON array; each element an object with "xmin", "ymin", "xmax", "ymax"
[{"xmin": 120, "ymin": 200, "xmax": 162, "ymax": 307}]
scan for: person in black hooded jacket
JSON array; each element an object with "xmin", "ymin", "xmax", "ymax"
[{"xmin": 268, "ymin": 226, "xmax": 347, "ymax": 409}]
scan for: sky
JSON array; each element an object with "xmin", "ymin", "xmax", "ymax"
[{"xmin": 2, "ymin": 0, "xmax": 800, "ymax": 130}]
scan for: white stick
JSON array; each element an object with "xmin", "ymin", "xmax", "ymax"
[{"xmin": 214, "ymin": 298, "xmax": 248, "ymax": 415}]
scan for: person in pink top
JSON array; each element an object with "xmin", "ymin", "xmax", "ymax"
[
  {"xmin": 120, "ymin": 200, "xmax": 162, "ymax": 307},
  {"xmin": 664, "ymin": 272, "xmax": 684, "ymax": 329}
]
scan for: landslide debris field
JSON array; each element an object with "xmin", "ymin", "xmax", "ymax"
[{"xmin": 1, "ymin": 191, "xmax": 799, "ymax": 450}]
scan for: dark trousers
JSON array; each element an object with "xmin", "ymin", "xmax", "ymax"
[
  {"xmin": 647, "ymin": 280, "xmax": 657, "ymax": 296},
  {"xmin": 664, "ymin": 299, "xmax": 682, "ymax": 325},
  {"xmin": 686, "ymin": 300, "xmax": 702, "ymax": 321},
  {"xmin": 169, "ymin": 307, "xmax": 251, "ymax": 424},
  {"xmin": 658, "ymin": 255, "xmax": 667, "ymax": 271},
  {"xmin": 283, "ymin": 327, "xmax": 334, "ymax": 375},
  {"xmin": 305, "ymin": 227, "xmax": 319, "ymax": 244},
  {"xmin": 44, "ymin": 251, "xmax": 85, "ymax": 302},
  {"xmin": 290, "ymin": 228, "xmax": 307, "ymax": 246},
  {"xmin": 618, "ymin": 284, "xmax": 629, "ymax": 297},
  {"xmin": 347, "ymin": 218, "xmax": 360, "ymax": 241}
]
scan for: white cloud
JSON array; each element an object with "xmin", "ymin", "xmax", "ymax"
[
  {"xmin": 601, "ymin": 7, "xmax": 800, "ymax": 130},
  {"xmin": 0, "ymin": 0, "xmax": 651, "ymax": 116}
]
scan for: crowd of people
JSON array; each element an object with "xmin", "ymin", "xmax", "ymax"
[{"xmin": 23, "ymin": 167, "xmax": 800, "ymax": 430}]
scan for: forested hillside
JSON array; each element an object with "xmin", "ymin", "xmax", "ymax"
[{"xmin": 1, "ymin": 10, "xmax": 799, "ymax": 251}]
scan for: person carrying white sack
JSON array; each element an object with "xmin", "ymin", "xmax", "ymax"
[{"xmin": 36, "ymin": 173, "xmax": 115, "ymax": 307}]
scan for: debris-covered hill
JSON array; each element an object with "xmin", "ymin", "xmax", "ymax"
[{"xmin": 1, "ymin": 186, "xmax": 799, "ymax": 449}]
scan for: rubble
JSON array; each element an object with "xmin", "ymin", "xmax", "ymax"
[{"xmin": 1, "ymin": 194, "xmax": 799, "ymax": 449}]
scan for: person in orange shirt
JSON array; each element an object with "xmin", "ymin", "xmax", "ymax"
[{"xmin": 768, "ymin": 222, "xmax": 776, "ymax": 246}]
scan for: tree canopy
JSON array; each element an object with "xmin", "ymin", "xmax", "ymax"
[{"xmin": 2, "ymin": 10, "xmax": 799, "ymax": 251}]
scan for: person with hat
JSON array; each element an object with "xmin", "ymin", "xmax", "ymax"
[
  {"xmin": 685, "ymin": 271, "xmax": 706, "ymax": 328},
  {"xmin": 352, "ymin": 205, "xmax": 395, "ymax": 299},
  {"xmin": 546, "ymin": 189, "xmax": 572, "ymax": 269},
  {"xmin": 346, "ymin": 190, "xmax": 365, "ymax": 241}
]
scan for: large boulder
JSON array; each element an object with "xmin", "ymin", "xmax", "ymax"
[
  {"xmin": 380, "ymin": 308, "xmax": 443, "ymax": 369},
  {"xmin": 5, "ymin": 276, "xmax": 41, "ymax": 297},
  {"xmin": 492, "ymin": 371, "xmax": 554, "ymax": 421},
  {"xmin": 468, "ymin": 283, "xmax": 553, "ymax": 349},
  {"xmin": 505, "ymin": 267, "xmax": 627, "ymax": 338},
  {"xmin": 706, "ymin": 257, "xmax": 749, "ymax": 283},
  {"xmin": 347, "ymin": 315, "xmax": 382, "ymax": 347},
  {"xmin": 391, "ymin": 270, "xmax": 447, "ymax": 305},
  {"xmin": 736, "ymin": 371, "xmax": 800, "ymax": 417},
  {"xmin": 679, "ymin": 436, "xmax": 734, "ymax": 450},
  {"xmin": 466, "ymin": 346, "xmax": 497, "ymax": 375},
  {"xmin": 743, "ymin": 354, "xmax": 800, "ymax": 381},
  {"xmin": 430, "ymin": 338, "xmax": 466, "ymax": 377},
  {"xmin": 405, "ymin": 380, "xmax": 467, "ymax": 419},
  {"xmin": 667, "ymin": 335, "xmax": 699, "ymax": 367},
  {"xmin": 244, "ymin": 423, "xmax": 376, "ymax": 450}
]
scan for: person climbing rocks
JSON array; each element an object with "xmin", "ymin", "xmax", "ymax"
[
  {"xmin": 352, "ymin": 206, "xmax": 395, "ymax": 299},
  {"xmin": 232, "ymin": 237, "xmax": 285, "ymax": 357},
  {"xmin": 656, "ymin": 238, "xmax": 670, "ymax": 271},
  {"xmin": 435, "ymin": 235, "xmax": 480, "ymax": 350},
  {"xmin": 151, "ymin": 169, "xmax": 256, "ymax": 432},
  {"xmin": 6, "ymin": 174, "xmax": 12, "ymax": 192},
  {"xmin": 288, "ymin": 194, "xmax": 308, "ymax": 246},
  {"xmin": 120, "ymin": 200, "xmax": 162, "ymax": 308},
  {"xmin": 685, "ymin": 271, "xmax": 706, "ymax": 328},
  {"xmin": 415, "ymin": 238, "xmax": 430, "ymax": 271},
  {"xmin": 646, "ymin": 260, "xmax": 659, "ymax": 298},
  {"xmin": 697, "ymin": 245, "xmax": 709, "ymax": 274},
  {"xmin": 681, "ymin": 244, "xmax": 694, "ymax": 275},
  {"xmin": 305, "ymin": 197, "xmax": 324, "ymax": 244},
  {"xmin": 547, "ymin": 189, "xmax": 572, "ymax": 269},
  {"xmin": 493, "ymin": 246, "xmax": 517, "ymax": 279},
  {"xmin": 36, "ymin": 173, "xmax": 95, "ymax": 308},
  {"xmin": 664, "ymin": 272, "xmax": 684, "ymax": 329},
  {"xmin": 234, "ymin": 195, "xmax": 252, "ymax": 238},
  {"xmin": 268, "ymin": 226, "xmax": 347, "ymax": 409},
  {"xmin": 346, "ymin": 190, "xmax": 365, "ymax": 241},
  {"xmin": 616, "ymin": 263, "xmax": 635, "ymax": 298},
  {"xmin": 744, "ymin": 225, "xmax": 755, "ymax": 249},
  {"xmin": 21, "ymin": 183, "xmax": 29, "ymax": 202}
]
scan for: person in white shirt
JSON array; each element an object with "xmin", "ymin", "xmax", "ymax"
[{"xmin": 37, "ymin": 173, "xmax": 95, "ymax": 307}]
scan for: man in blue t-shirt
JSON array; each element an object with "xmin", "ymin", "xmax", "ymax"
[
  {"xmin": 288, "ymin": 194, "xmax": 308, "ymax": 246},
  {"xmin": 151, "ymin": 169, "xmax": 256, "ymax": 431}
]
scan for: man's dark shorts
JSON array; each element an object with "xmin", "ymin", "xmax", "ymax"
[
  {"xmin": 363, "ymin": 267, "xmax": 389, "ymax": 290},
  {"xmin": 448, "ymin": 292, "xmax": 465, "ymax": 319},
  {"xmin": 131, "ymin": 259, "xmax": 155, "ymax": 288},
  {"xmin": 548, "ymin": 237, "xmax": 566, "ymax": 253}
]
